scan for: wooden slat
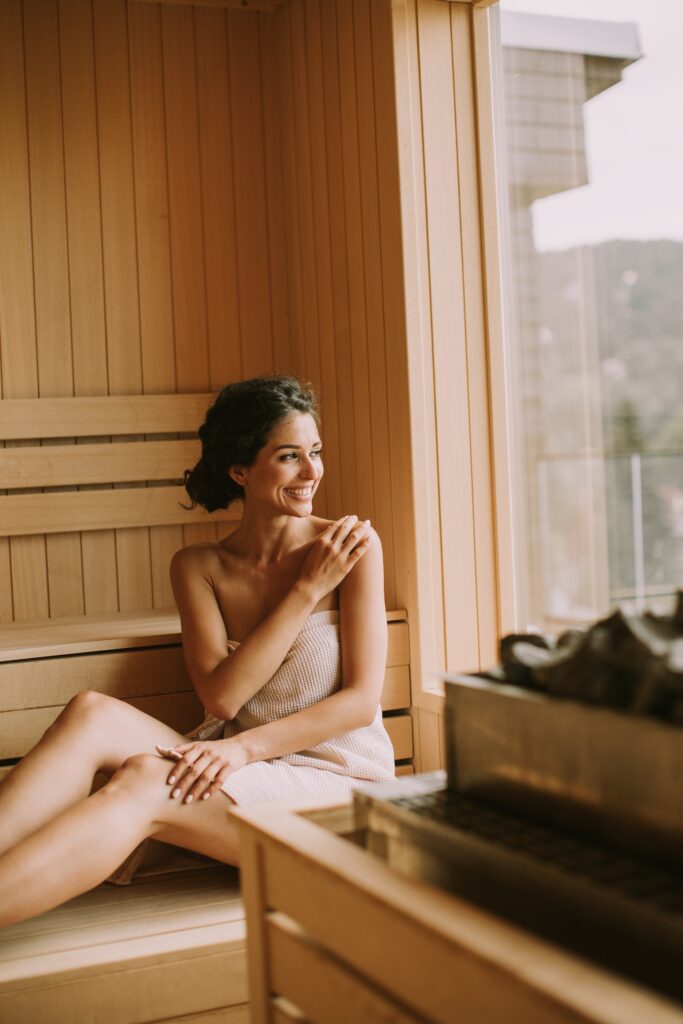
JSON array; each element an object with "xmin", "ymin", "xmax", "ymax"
[
  {"xmin": 386, "ymin": 621, "xmax": 409, "ymax": 667},
  {"xmin": 383, "ymin": 715, "xmax": 413, "ymax": 762},
  {"xmin": 0, "ymin": 0, "xmax": 48, "ymax": 624},
  {"xmin": 194, "ymin": 7, "xmax": 242, "ymax": 390},
  {"xmin": 0, "ymin": 647, "xmax": 191, "ymax": 712},
  {"xmin": 395, "ymin": 764, "xmax": 415, "ymax": 777},
  {"xmin": 267, "ymin": 911, "xmax": 417, "ymax": 1024},
  {"xmin": 0, "ymin": 486, "xmax": 237, "ymax": 538},
  {"xmin": 0, "ymin": 609, "xmax": 406, "ymax": 663},
  {"xmin": 0, "ymin": 395, "xmax": 213, "ymax": 441},
  {"xmin": 0, "ymin": 691, "xmax": 202, "ymax": 760},
  {"xmin": 0, "ymin": 440, "xmax": 200, "ymax": 490},
  {"xmin": 227, "ymin": 9, "xmax": 273, "ymax": 378},
  {"xmin": 380, "ymin": 666, "xmax": 410, "ymax": 711},
  {"xmin": 59, "ymin": 0, "xmax": 119, "ymax": 617}
]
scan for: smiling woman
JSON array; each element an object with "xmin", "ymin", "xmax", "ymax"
[{"xmin": 0, "ymin": 375, "xmax": 395, "ymax": 928}]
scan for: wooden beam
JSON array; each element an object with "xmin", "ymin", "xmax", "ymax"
[
  {"xmin": 0, "ymin": 439, "xmax": 200, "ymax": 489},
  {"xmin": 0, "ymin": 486, "xmax": 238, "ymax": 537},
  {"xmin": 0, "ymin": 394, "xmax": 214, "ymax": 440}
]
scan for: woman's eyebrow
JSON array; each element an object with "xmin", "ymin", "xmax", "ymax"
[{"xmin": 273, "ymin": 442, "xmax": 322, "ymax": 451}]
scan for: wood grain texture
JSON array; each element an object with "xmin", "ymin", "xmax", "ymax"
[{"xmin": 0, "ymin": 395, "xmax": 214, "ymax": 440}]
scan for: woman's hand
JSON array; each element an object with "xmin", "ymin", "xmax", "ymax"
[
  {"xmin": 156, "ymin": 738, "xmax": 248, "ymax": 804},
  {"xmin": 298, "ymin": 515, "xmax": 373, "ymax": 602}
]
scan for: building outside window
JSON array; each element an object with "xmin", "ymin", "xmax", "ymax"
[{"xmin": 495, "ymin": 0, "xmax": 683, "ymax": 631}]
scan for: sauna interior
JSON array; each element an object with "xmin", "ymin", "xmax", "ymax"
[{"xmin": 0, "ymin": 0, "xmax": 548, "ymax": 1021}]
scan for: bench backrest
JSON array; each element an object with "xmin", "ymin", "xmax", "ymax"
[{"xmin": 0, "ymin": 393, "xmax": 235, "ymax": 538}]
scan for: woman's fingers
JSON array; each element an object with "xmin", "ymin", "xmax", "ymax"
[{"xmin": 169, "ymin": 750, "xmax": 213, "ymax": 800}]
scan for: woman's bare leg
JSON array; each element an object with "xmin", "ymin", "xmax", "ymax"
[
  {"xmin": 0, "ymin": 692, "xmax": 190, "ymax": 855},
  {"xmin": 0, "ymin": 753, "xmax": 240, "ymax": 928}
]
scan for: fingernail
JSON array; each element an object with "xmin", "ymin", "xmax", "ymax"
[
  {"xmin": 184, "ymin": 794, "xmax": 193, "ymax": 804},
  {"xmin": 168, "ymin": 776, "xmax": 176, "ymax": 785},
  {"xmin": 202, "ymin": 793, "xmax": 210, "ymax": 800},
  {"xmin": 171, "ymin": 788, "xmax": 181, "ymax": 799}
]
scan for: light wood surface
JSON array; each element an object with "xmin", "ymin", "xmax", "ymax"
[
  {"xmin": 234, "ymin": 804, "xmax": 683, "ymax": 1024},
  {"xmin": 0, "ymin": 868, "xmax": 247, "ymax": 1024}
]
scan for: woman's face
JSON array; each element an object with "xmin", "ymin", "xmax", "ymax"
[{"xmin": 231, "ymin": 412, "xmax": 323, "ymax": 517}]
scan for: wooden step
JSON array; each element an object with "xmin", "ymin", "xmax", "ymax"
[{"xmin": 0, "ymin": 867, "xmax": 248, "ymax": 1024}]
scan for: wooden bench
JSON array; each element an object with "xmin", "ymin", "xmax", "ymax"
[{"xmin": 0, "ymin": 393, "xmax": 414, "ymax": 1023}]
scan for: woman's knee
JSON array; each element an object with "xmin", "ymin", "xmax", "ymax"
[
  {"xmin": 109, "ymin": 753, "xmax": 166, "ymax": 796},
  {"xmin": 49, "ymin": 690, "xmax": 115, "ymax": 736}
]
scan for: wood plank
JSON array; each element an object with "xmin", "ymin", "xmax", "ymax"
[
  {"xmin": 59, "ymin": 0, "xmax": 119, "ymax": 616},
  {"xmin": 371, "ymin": 0, "xmax": 422, "ymax": 709},
  {"xmin": 380, "ymin": 666, "xmax": 410, "ymax": 712},
  {"xmin": 450, "ymin": 2, "xmax": 498, "ymax": 670},
  {"xmin": 0, "ymin": 395, "xmax": 213, "ymax": 441},
  {"xmin": 267, "ymin": 911, "xmax": 417, "ymax": 1024},
  {"xmin": 258, "ymin": 9, "xmax": 292, "ymax": 376},
  {"xmin": 0, "ymin": 486, "xmax": 237, "ymax": 538},
  {"xmin": 302, "ymin": 0, "xmax": 342, "ymax": 518},
  {"xmin": 319, "ymin": 0, "xmax": 358, "ymax": 518},
  {"xmin": 0, "ymin": 608, "xmax": 406, "ymax": 662},
  {"xmin": 0, "ymin": 691, "xmax": 203, "ymax": 759},
  {"xmin": 353, "ymin": 0, "xmax": 397, "ymax": 610},
  {"xmin": 2, "ymin": 0, "xmax": 50, "ymax": 622},
  {"xmin": 0, "ymin": 646, "xmax": 191, "ymax": 712},
  {"xmin": 24, "ymin": 0, "xmax": 84, "ymax": 618},
  {"xmin": 162, "ymin": 5, "xmax": 210, "ymax": 395},
  {"xmin": 0, "ymin": 608, "xmax": 183, "ymax": 662},
  {"xmin": 0, "ymin": 440, "xmax": 200, "ymax": 489},
  {"xmin": 386, "ymin": 621, "xmax": 409, "ymax": 667},
  {"xmin": 128, "ymin": 0, "xmax": 184, "ymax": 610},
  {"xmin": 227, "ymin": 8, "xmax": 274, "ymax": 378},
  {"xmin": 336, "ymin": 0, "xmax": 374, "ymax": 526},
  {"xmin": 194, "ymin": 7, "xmax": 242, "ymax": 389},
  {"xmin": 93, "ymin": 0, "xmax": 152, "ymax": 612},
  {"xmin": 383, "ymin": 715, "xmax": 413, "ymax": 761}
]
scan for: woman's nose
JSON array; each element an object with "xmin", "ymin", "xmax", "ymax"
[{"xmin": 299, "ymin": 457, "xmax": 317, "ymax": 479}]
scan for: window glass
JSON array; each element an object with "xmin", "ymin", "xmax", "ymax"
[{"xmin": 496, "ymin": 0, "xmax": 683, "ymax": 629}]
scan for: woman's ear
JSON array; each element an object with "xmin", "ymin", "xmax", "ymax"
[{"xmin": 229, "ymin": 465, "xmax": 246, "ymax": 487}]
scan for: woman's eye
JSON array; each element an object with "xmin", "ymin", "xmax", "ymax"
[{"xmin": 311, "ymin": 449, "xmax": 323, "ymax": 459}]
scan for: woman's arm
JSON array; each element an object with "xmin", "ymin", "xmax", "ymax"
[
  {"xmin": 171, "ymin": 516, "xmax": 373, "ymax": 721},
  {"xmin": 163, "ymin": 529, "xmax": 388, "ymax": 804}
]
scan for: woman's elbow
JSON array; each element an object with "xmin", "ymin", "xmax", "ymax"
[{"xmin": 197, "ymin": 687, "xmax": 240, "ymax": 723}]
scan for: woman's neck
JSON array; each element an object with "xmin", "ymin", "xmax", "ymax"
[{"xmin": 224, "ymin": 508, "xmax": 314, "ymax": 566}]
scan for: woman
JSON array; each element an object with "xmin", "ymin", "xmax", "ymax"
[{"xmin": 0, "ymin": 376, "xmax": 395, "ymax": 927}]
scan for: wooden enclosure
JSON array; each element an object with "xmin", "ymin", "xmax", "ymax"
[{"xmin": 0, "ymin": 0, "xmax": 507, "ymax": 768}]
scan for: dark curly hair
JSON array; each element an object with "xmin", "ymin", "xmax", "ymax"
[{"xmin": 184, "ymin": 376, "xmax": 320, "ymax": 512}]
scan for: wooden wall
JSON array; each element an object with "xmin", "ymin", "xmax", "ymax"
[
  {"xmin": 390, "ymin": 0, "xmax": 502, "ymax": 769},
  {"xmin": 0, "ymin": 0, "xmax": 416, "ymax": 628},
  {"xmin": 0, "ymin": 0, "xmax": 289, "ymax": 621},
  {"xmin": 270, "ymin": 0, "xmax": 414, "ymax": 615}
]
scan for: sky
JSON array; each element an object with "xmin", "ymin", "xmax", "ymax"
[{"xmin": 501, "ymin": 0, "xmax": 683, "ymax": 251}]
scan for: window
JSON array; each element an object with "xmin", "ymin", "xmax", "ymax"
[{"xmin": 494, "ymin": 0, "xmax": 683, "ymax": 630}]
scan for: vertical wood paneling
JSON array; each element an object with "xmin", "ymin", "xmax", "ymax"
[
  {"xmin": 417, "ymin": 0, "xmax": 479, "ymax": 672},
  {"xmin": 301, "ymin": 0, "xmax": 342, "ymax": 517},
  {"xmin": 259, "ymin": 11, "xmax": 292, "ymax": 377},
  {"xmin": 352, "ymin": 0, "xmax": 396, "ymax": 607},
  {"xmin": 128, "ymin": 1, "xmax": 183, "ymax": 605},
  {"xmin": 160, "ymin": 5, "xmax": 213, "ymax": 552},
  {"xmin": 227, "ymin": 11, "xmax": 274, "ymax": 380},
  {"xmin": 319, "ymin": 0, "xmax": 358, "ymax": 517},
  {"xmin": 194, "ymin": 8, "xmax": 242, "ymax": 389},
  {"xmin": 450, "ymin": 2, "xmax": 497, "ymax": 668},
  {"xmin": 59, "ymin": 0, "xmax": 118, "ymax": 615},
  {"xmin": 94, "ymin": 0, "xmax": 152, "ymax": 611},
  {"xmin": 24, "ymin": 0, "xmax": 84, "ymax": 618},
  {"xmin": 336, "ymin": 0, "xmax": 374, "ymax": 525},
  {"xmin": 0, "ymin": 0, "xmax": 44, "ymax": 622},
  {"xmin": 371, "ymin": 0, "xmax": 419, "ymax": 651}
]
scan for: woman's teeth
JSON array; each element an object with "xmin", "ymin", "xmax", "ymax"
[{"xmin": 285, "ymin": 488, "xmax": 313, "ymax": 497}]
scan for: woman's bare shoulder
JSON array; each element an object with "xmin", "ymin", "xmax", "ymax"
[{"xmin": 169, "ymin": 539, "xmax": 228, "ymax": 584}]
